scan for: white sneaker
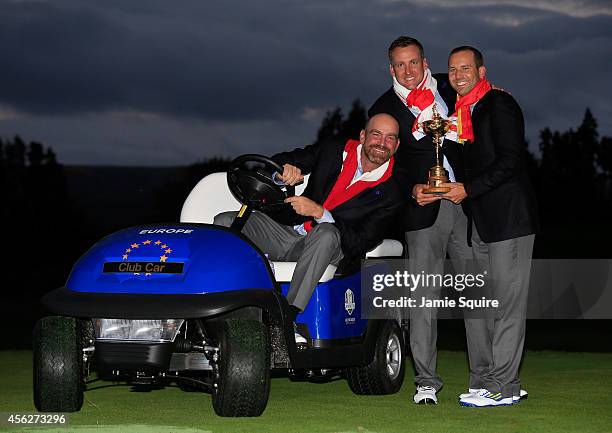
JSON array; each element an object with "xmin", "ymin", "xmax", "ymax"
[
  {"xmin": 460, "ymin": 389, "xmax": 513, "ymax": 407},
  {"xmin": 513, "ymin": 389, "xmax": 528, "ymax": 403},
  {"xmin": 459, "ymin": 388, "xmax": 480, "ymax": 399},
  {"xmin": 414, "ymin": 386, "xmax": 438, "ymax": 404},
  {"xmin": 461, "ymin": 388, "xmax": 528, "ymax": 402}
]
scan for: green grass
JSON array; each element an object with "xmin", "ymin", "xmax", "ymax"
[{"xmin": 1, "ymin": 350, "xmax": 612, "ymax": 433}]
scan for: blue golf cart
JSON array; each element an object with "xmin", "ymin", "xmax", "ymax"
[{"xmin": 34, "ymin": 155, "xmax": 405, "ymax": 417}]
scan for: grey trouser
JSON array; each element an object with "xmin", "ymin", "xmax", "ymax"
[
  {"xmin": 214, "ymin": 211, "xmax": 344, "ymax": 311},
  {"xmin": 465, "ymin": 227, "xmax": 535, "ymax": 398},
  {"xmin": 406, "ymin": 199, "xmax": 472, "ymax": 391}
]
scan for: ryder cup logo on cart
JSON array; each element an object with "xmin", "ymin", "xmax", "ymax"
[{"xmin": 344, "ymin": 289, "xmax": 355, "ymax": 315}]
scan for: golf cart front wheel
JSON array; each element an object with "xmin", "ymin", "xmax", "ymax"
[
  {"xmin": 346, "ymin": 320, "xmax": 405, "ymax": 395},
  {"xmin": 33, "ymin": 316, "xmax": 84, "ymax": 412},
  {"xmin": 211, "ymin": 319, "xmax": 270, "ymax": 417}
]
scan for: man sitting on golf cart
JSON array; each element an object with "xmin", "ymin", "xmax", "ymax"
[{"xmin": 214, "ymin": 113, "xmax": 403, "ymax": 340}]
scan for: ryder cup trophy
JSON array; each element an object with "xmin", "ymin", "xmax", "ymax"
[{"xmin": 420, "ymin": 106, "xmax": 451, "ymax": 194}]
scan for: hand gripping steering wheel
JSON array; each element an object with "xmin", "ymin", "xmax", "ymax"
[{"xmin": 227, "ymin": 154, "xmax": 305, "ymax": 228}]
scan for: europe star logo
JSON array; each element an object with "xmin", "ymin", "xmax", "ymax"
[{"xmin": 122, "ymin": 239, "xmax": 174, "ymax": 276}]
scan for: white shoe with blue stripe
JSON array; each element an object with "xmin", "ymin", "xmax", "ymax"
[
  {"xmin": 459, "ymin": 389, "xmax": 513, "ymax": 407},
  {"xmin": 460, "ymin": 388, "xmax": 528, "ymax": 402}
]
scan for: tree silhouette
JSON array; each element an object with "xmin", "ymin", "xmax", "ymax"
[
  {"xmin": 524, "ymin": 138, "xmax": 540, "ymax": 191},
  {"xmin": 0, "ymin": 135, "xmax": 90, "ymax": 348},
  {"xmin": 340, "ymin": 99, "xmax": 368, "ymax": 141},
  {"xmin": 538, "ymin": 108, "xmax": 609, "ymax": 220},
  {"xmin": 597, "ymin": 136, "xmax": 612, "ymax": 204},
  {"xmin": 28, "ymin": 141, "xmax": 44, "ymax": 166},
  {"xmin": 315, "ymin": 107, "xmax": 343, "ymax": 143},
  {"xmin": 313, "ymin": 99, "xmax": 366, "ymax": 145},
  {"xmin": 7, "ymin": 135, "xmax": 26, "ymax": 166}
]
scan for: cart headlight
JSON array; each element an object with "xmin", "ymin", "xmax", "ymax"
[{"xmin": 94, "ymin": 319, "xmax": 184, "ymax": 342}]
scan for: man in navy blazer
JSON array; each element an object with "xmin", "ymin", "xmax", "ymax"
[
  {"xmin": 446, "ymin": 46, "xmax": 538, "ymax": 408},
  {"xmin": 369, "ymin": 36, "xmax": 471, "ymax": 405}
]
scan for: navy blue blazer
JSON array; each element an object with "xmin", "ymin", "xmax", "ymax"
[{"xmin": 463, "ymin": 90, "xmax": 539, "ymax": 243}]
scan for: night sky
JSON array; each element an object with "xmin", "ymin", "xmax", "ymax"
[{"xmin": 1, "ymin": 0, "xmax": 611, "ymax": 166}]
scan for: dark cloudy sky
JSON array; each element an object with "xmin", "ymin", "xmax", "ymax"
[{"xmin": 1, "ymin": 0, "xmax": 611, "ymax": 166}]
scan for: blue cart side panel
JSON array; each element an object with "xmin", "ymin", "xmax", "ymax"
[
  {"xmin": 281, "ymin": 271, "xmax": 366, "ymax": 340},
  {"xmin": 66, "ymin": 225, "xmax": 275, "ymax": 295}
]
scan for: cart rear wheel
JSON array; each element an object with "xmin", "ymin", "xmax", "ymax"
[{"xmin": 346, "ymin": 320, "xmax": 405, "ymax": 395}]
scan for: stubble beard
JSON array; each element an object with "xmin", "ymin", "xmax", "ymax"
[{"xmin": 364, "ymin": 144, "xmax": 390, "ymax": 166}]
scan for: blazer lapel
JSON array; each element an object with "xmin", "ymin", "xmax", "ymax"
[
  {"xmin": 319, "ymin": 153, "xmax": 344, "ymax": 202},
  {"xmin": 471, "ymin": 91, "xmax": 492, "ymax": 121},
  {"xmin": 437, "ymin": 76, "xmax": 458, "ymax": 113},
  {"xmin": 390, "ymin": 88, "xmax": 417, "ymax": 124}
]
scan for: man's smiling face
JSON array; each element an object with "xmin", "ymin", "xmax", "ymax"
[
  {"xmin": 389, "ymin": 45, "xmax": 428, "ymax": 90},
  {"xmin": 360, "ymin": 114, "xmax": 399, "ymax": 171},
  {"xmin": 448, "ymin": 49, "xmax": 486, "ymax": 96}
]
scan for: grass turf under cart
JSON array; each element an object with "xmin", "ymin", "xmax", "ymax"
[{"xmin": 1, "ymin": 350, "xmax": 611, "ymax": 433}]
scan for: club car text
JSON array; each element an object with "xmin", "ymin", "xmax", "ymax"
[{"xmin": 103, "ymin": 262, "xmax": 184, "ymax": 274}]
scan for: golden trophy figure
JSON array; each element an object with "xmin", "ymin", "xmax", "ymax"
[{"xmin": 419, "ymin": 106, "xmax": 452, "ymax": 194}]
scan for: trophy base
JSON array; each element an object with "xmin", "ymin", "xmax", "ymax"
[
  {"xmin": 423, "ymin": 186, "xmax": 451, "ymax": 195},
  {"xmin": 423, "ymin": 165, "xmax": 450, "ymax": 195}
]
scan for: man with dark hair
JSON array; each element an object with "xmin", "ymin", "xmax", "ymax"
[
  {"xmin": 369, "ymin": 36, "xmax": 470, "ymax": 405},
  {"xmin": 446, "ymin": 46, "xmax": 538, "ymax": 407},
  {"xmin": 387, "ymin": 36, "xmax": 425, "ymax": 60},
  {"xmin": 215, "ymin": 114, "xmax": 403, "ymax": 342},
  {"xmin": 449, "ymin": 45, "xmax": 484, "ymax": 67}
]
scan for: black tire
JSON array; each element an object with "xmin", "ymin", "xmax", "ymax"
[
  {"xmin": 211, "ymin": 320, "xmax": 270, "ymax": 417},
  {"xmin": 346, "ymin": 320, "xmax": 405, "ymax": 395},
  {"xmin": 33, "ymin": 316, "xmax": 84, "ymax": 412}
]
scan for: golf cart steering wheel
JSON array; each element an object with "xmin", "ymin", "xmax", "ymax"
[{"xmin": 227, "ymin": 154, "xmax": 304, "ymax": 226}]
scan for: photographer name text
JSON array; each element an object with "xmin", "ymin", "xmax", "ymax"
[{"xmin": 372, "ymin": 296, "xmax": 499, "ymax": 309}]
